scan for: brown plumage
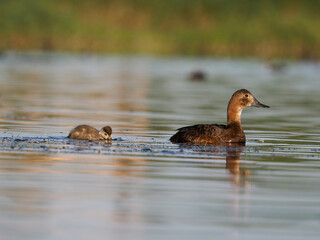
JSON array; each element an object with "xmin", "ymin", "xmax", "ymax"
[
  {"xmin": 170, "ymin": 89, "xmax": 269, "ymax": 145},
  {"xmin": 68, "ymin": 125, "xmax": 112, "ymax": 141}
]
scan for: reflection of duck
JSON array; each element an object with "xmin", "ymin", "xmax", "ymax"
[
  {"xmin": 189, "ymin": 70, "xmax": 207, "ymax": 81},
  {"xmin": 177, "ymin": 142, "xmax": 250, "ymax": 187},
  {"xmin": 68, "ymin": 125, "xmax": 112, "ymax": 140},
  {"xmin": 225, "ymin": 143, "xmax": 251, "ymax": 187},
  {"xmin": 225, "ymin": 145, "xmax": 243, "ymax": 175},
  {"xmin": 170, "ymin": 89, "xmax": 269, "ymax": 145}
]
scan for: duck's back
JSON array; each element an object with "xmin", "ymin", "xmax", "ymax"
[
  {"xmin": 68, "ymin": 125, "xmax": 101, "ymax": 140},
  {"xmin": 170, "ymin": 124, "xmax": 227, "ymax": 144}
]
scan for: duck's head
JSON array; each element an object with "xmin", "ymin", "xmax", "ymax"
[
  {"xmin": 230, "ymin": 89, "xmax": 270, "ymax": 109},
  {"xmin": 99, "ymin": 126, "xmax": 112, "ymax": 140}
]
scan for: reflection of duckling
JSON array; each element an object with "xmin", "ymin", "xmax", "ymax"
[
  {"xmin": 68, "ymin": 125, "xmax": 112, "ymax": 140},
  {"xmin": 189, "ymin": 70, "xmax": 207, "ymax": 81},
  {"xmin": 170, "ymin": 89, "xmax": 269, "ymax": 145}
]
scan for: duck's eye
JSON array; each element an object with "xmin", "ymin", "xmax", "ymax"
[{"xmin": 244, "ymin": 94, "xmax": 249, "ymax": 97}]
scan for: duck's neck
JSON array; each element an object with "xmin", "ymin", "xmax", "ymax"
[{"xmin": 227, "ymin": 102, "xmax": 243, "ymax": 128}]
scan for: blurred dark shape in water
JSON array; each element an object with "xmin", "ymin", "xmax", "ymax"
[
  {"xmin": 189, "ymin": 70, "xmax": 207, "ymax": 82},
  {"xmin": 266, "ymin": 60, "xmax": 288, "ymax": 74}
]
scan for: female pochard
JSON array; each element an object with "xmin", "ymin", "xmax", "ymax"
[{"xmin": 170, "ymin": 89, "xmax": 269, "ymax": 144}]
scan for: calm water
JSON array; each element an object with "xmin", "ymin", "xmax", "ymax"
[{"xmin": 0, "ymin": 52, "xmax": 319, "ymax": 240}]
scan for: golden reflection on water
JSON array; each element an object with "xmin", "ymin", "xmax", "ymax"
[
  {"xmin": 108, "ymin": 66, "xmax": 151, "ymax": 132},
  {"xmin": 1, "ymin": 57, "xmax": 152, "ymax": 135},
  {"xmin": 0, "ymin": 153, "xmax": 70, "ymax": 173}
]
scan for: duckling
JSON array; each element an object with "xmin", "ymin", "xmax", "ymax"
[
  {"xmin": 68, "ymin": 125, "xmax": 112, "ymax": 141},
  {"xmin": 170, "ymin": 89, "xmax": 269, "ymax": 145}
]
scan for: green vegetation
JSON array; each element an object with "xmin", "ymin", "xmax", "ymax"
[{"xmin": 1, "ymin": 0, "xmax": 320, "ymax": 58}]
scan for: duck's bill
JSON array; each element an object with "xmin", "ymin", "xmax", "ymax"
[{"xmin": 251, "ymin": 98, "xmax": 270, "ymax": 108}]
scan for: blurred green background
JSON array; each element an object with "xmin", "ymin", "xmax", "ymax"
[{"xmin": 1, "ymin": 0, "xmax": 320, "ymax": 59}]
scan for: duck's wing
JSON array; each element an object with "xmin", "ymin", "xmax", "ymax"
[{"xmin": 170, "ymin": 124, "xmax": 227, "ymax": 143}]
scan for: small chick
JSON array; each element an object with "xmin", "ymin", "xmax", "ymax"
[{"xmin": 68, "ymin": 125, "xmax": 112, "ymax": 141}]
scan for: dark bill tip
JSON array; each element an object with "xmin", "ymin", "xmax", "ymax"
[{"xmin": 251, "ymin": 98, "xmax": 270, "ymax": 108}]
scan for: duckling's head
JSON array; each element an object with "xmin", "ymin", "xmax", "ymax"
[
  {"xmin": 99, "ymin": 126, "xmax": 112, "ymax": 140},
  {"xmin": 230, "ymin": 89, "xmax": 270, "ymax": 109}
]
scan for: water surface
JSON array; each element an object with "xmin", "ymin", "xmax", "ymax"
[{"xmin": 0, "ymin": 52, "xmax": 320, "ymax": 240}]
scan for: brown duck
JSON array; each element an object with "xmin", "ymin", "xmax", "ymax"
[
  {"xmin": 170, "ymin": 89, "xmax": 269, "ymax": 145},
  {"xmin": 68, "ymin": 125, "xmax": 112, "ymax": 141}
]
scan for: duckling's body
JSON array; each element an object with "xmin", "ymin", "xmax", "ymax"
[
  {"xmin": 170, "ymin": 89, "xmax": 269, "ymax": 145},
  {"xmin": 68, "ymin": 125, "xmax": 112, "ymax": 141}
]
